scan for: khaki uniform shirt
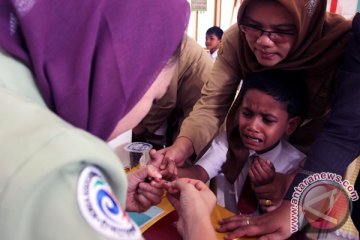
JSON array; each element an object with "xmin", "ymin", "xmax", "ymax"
[
  {"xmin": 136, "ymin": 35, "xmax": 213, "ymax": 145},
  {"xmin": 179, "ymin": 25, "xmax": 242, "ymax": 154}
]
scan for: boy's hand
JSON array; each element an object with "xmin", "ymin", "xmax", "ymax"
[
  {"xmin": 248, "ymin": 157, "xmax": 277, "ymax": 212},
  {"xmin": 149, "ymin": 149, "xmax": 178, "ymax": 181},
  {"xmin": 248, "ymin": 157, "xmax": 275, "ymax": 186}
]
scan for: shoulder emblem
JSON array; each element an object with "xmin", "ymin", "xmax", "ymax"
[{"xmin": 77, "ymin": 166, "xmax": 142, "ymax": 240}]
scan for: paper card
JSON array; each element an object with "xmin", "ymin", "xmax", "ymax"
[{"xmin": 127, "ymin": 206, "xmax": 164, "ymax": 228}]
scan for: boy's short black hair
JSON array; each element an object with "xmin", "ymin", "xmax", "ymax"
[
  {"xmin": 239, "ymin": 70, "xmax": 308, "ymax": 118},
  {"xmin": 206, "ymin": 26, "xmax": 224, "ymax": 39}
]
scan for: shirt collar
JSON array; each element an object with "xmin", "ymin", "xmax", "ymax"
[{"xmin": 248, "ymin": 140, "xmax": 283, "ymax": 162}]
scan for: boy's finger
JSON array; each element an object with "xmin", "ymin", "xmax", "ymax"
[
  {"xmin": 146, "ymin": 164, "xmax": 163, "ymax": 179},
  {"xmin": 248, "ymin": 167, "xmax": 255, "ymax": 181},
  {"xmin": 149, "ymin": 149, "xmax": 164, "ymax": 167},
  {"xmin": 254, "ymin": 157, "xmax": 274, "ymax": 171}
]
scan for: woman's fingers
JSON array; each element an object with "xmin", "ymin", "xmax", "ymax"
[
  {"xmin": 166, "ymin": 192, "xmax": 180, "ymax": 210},
  {"xmin": 223, "ymin": 201, "xmax": 292, "ymax": 240},
  {"xmin": 134, "ymin": 193, "xmax": 152, "ymax": 211},
  {"xmin": 217, "ymin": 216, "xmax": 253, "ymax": 232},
  {"xmin": 137, "ymin": 182, "xmax": 164, "ymax": 197}
]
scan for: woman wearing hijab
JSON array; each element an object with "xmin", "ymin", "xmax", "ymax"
[
  {"xmin": 221, "ymin": 13, "xmax": 360, "ymax": 240},
  {"xmin": 0, "ymin": 1, "xmax": 215, "ymax": 240},
  {"xmin": 157, "ymin": 0, "xmax": 356, "ymax": 237},
  {"xmin": 163, "ymin": 0, "xmax": 352, "ymax": 169},
  {"xmin": 0, "ymin": 0, "xmax": 185, "ymax": 142}
]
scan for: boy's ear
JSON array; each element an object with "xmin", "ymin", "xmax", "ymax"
[{"xmin": 286, "ymin": 116, "xmax": 301, "ymax": 135}]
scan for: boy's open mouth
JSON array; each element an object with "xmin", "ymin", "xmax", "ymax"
[{"xmin": 244, "ymin": 134, "xmax": 262, "ymax": 143}]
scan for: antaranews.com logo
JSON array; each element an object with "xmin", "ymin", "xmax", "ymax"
[{"xmin": 290, "ymin": 172, "xmax": 359, "ymax": 233}]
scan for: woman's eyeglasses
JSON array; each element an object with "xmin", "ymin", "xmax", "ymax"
[{"xmin": 240, "ymin": 23, "xmax": 296, "ymax": 43}]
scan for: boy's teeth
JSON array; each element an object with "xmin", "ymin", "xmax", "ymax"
[{"xmin": 248, "ymin": 136, "xmax": 259, "ymax": 142}]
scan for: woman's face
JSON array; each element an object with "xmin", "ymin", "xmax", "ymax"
[
  {"xmin": 108, "ymin": 62, "xmax": 177, "ymax": 140},
  {"xmin": 242, "ymin": 0, "xmax": 296, "ymax": 66}
]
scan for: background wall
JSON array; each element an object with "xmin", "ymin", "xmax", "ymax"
[{"xmin": 187, "ymin": 0, "xmax": 359, "ymax": 48}]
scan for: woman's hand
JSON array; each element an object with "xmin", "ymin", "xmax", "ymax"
[
  {"xmin": 149, "ymin": 149, "xmax": 178, "ymax": 181},
  {"xmin": 126, "ymin": 165, "xmax": 164, "ymax": 212},
  {"xmin": 158, "ymin": 137, "xmax": 194, "ymax": 167},
  {"xmin": 252, "ymin": 171, "xmax": 296, "ymax": 211},
  {"xmin": 166, "ymin": 178, "xmax": 217, "ymax": 240},
  {"xmin": 218, "ymin": 200, "xmax": 293, "ymax": 240}
]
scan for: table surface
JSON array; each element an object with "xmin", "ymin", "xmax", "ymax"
[
  {"xmin": 139, "ymin": 191, "xmax": 257, "ymax": 239},
  {"xmin": 126, "ymin": 166, "xmax": 257, "ymax": 239}
]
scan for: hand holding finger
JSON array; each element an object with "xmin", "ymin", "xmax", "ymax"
[
  {"xmin": 160, "ymin": 160, "xmax": 178, "ymax": 181},
  {"xmin": 126, "ymin": 165, "xmax": 162, "ymax": 197},
  {"xmin": 159, "ymin": 137, "xmax": 194, "ymax": 167},
  {"xmin": 146, "ymin": 164, "xmax": 163, "ymax": 180},
  {"xmin": 149, "ymin": 149, "xmax": 164, "ymax": 168},
  {"xmin": 169, "ymin": 178, "xmax": 216, "ymax": 215},
  {"xmin": 155, "ymin": 148, "xmax": 173, "ymax": 170},
  {"xmin": 166, "ymin": 192, "xmax": 180, "ymax": 211},
  {"xmin": 137, "ymin": 182, "xmax": 164, "ymax": 198},
  {"xmin": 133, "ymin": 193, "xmax": 152, "ymax": 212}
]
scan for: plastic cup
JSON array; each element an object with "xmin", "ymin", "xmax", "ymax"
[{"xmin": 124, "ymin": 142, "xmax": 153, "ymax": 168}]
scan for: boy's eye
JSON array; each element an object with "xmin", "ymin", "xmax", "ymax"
[
  {"xmin": 241, "ymin": 109, "xmax": 252, "ymax": 118},
  {"xmin": 262, "ymin": 117, "xmax": 276, "ymax": 124}
]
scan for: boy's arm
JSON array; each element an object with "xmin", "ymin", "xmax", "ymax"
[
  {"xmin": 157, "ymin": 130, "xmax": 228, "ymax": 183},
  {"xmin": 178, "ymin": 130, "xmax": 229, "ymax": 183},
  {"xmin": 178, "ymin": 165, "xmax": 210, "ymax": 183}
]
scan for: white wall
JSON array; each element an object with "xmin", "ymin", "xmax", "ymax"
[{"xmin": 187, "ymin": 0, "xmax": 359, "ymax": 47}]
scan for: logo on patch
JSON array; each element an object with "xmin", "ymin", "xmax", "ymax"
[{"xmin": 77, "ymin": 166, "xmax": 141, "ymax": 240}]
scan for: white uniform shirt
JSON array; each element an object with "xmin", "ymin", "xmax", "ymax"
[
  {"xmin": 209, "ymin": 49, "xmax": 218, "ymax": 62},
  {"xmin": 196, "ymin": 131, "xmax": 306, "ymax": 213}
]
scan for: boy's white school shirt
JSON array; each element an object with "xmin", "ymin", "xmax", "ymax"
[
  {"xmin": 209, "ymin": 49, "xmax": 218, "ymax": 62},
  {"xmin": 196, "ymin": 131, "xmax": 306, "ymax": 213}
]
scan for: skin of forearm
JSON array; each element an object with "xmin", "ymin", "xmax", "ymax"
[
  {"xmin": 175, "ymin": 136, "xmax": 195, "ymax": 158},
  {"xmin": 178, "ymin": 165, "xmax": 209, "ymax": 183}
]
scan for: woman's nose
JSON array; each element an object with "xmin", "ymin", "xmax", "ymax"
[{"xmin": 256, "ymin": 34, "xmax": 275, "ymax": 46}]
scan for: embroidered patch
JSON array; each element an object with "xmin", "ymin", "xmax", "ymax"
[{"xmin": 77, "ymin": 166, "xmax": 142, "ymax": 240}]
